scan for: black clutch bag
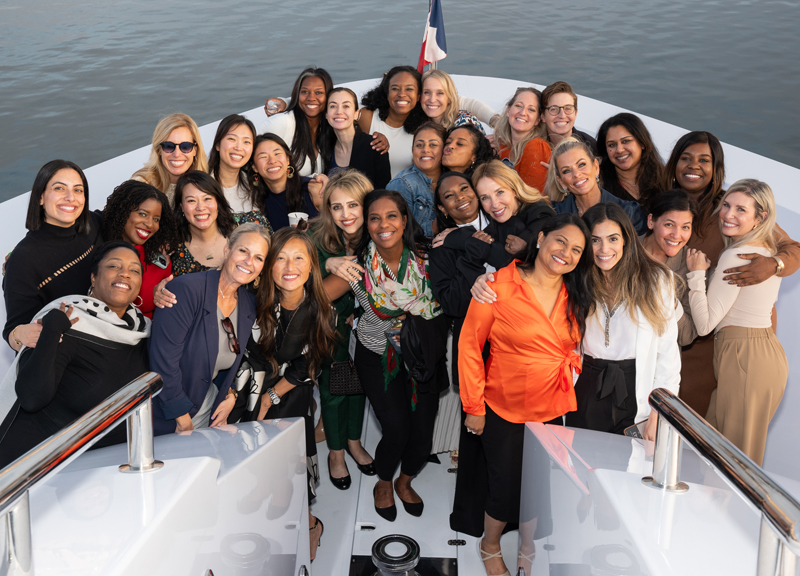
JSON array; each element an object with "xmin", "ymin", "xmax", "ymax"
[{"xmin": 329, "ymin": 360, "xmax": 363, "ymax": 395}]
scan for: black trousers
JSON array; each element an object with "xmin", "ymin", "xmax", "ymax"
[{"xmin": 355, "ymin": 339, "xmax": 439, "ymax": 481}]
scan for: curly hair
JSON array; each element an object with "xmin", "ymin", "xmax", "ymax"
[
  {"xmin": 101, "ymin": 180, "xmax": 179, "ymax": 265},
  {"xmin": 255, "ymin": 227, "xmax": 337, "ymax": 378},
  {"xmin": 444, "ymin": 123, "xmax": 497, "ymax": 178},
  {"xmin": 360, "ymin": 65, "xmax": 428, "ymax": 134}
]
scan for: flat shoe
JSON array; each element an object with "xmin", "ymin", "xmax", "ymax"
[
  {"xmin": 346, "ymin": 447, "xmax": 377, "ymax": 476},
  {"xmin": 478, "ymin": 538, "xmax": 510, "ymax": 576},
  {"xmin": 328, "ymin": 454, "xmax": 351, "ymax": 490},
  {"xmin": 393, "ymin": 478, "xmax": 423, "ymax": 517},
  {"xmin": 373, "ymin": 484, "xmax": 397, "ymax": 522}
]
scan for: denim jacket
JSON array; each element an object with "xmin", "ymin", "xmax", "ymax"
[{"xmin": 387, "ymin": 165, "xmax": 435, "ymax": 237}]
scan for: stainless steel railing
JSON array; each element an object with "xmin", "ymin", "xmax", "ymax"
[
  {"xmin": 0, "ymin": 371, "xmax": 164, "ymax": 575},
  {"xmin": 642, "ymin": 388, "xmax": 800, "ymax": 576}
]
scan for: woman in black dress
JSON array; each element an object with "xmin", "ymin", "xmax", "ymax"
[
  {"xmin": 4, "ymin": 160, "xmax": 102, "ymax": 352},
  {"xmin": 0, "ymin": 242, "xmax": 151, "ymax": 468}
]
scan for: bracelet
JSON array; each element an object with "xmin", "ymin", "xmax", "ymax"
[
  {"xmin": 773, "ymin": 255, "xmax": 785, "ymax": 276},
  {"xmin": 10, "ymin": 326, "xmax": 22, "ymax": 349}
]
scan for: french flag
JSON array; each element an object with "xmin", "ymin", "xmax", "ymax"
[{"xmin": 417, "ymin": 0, "xmax": 447, "ymax": 73}]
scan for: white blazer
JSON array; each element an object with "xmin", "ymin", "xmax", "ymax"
[{"xmin": 631, "ymin": 280, "xmax": 682, "ymax": 423}]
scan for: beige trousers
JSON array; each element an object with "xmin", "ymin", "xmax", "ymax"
[{"xmin": 708, "ymin": 326, "xmax": 788, "ymax": 466}]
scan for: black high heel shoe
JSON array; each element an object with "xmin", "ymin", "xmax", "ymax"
[
  {"xmin": 310, "ymin": 516, "xmax": 324, "ymax": 563},
  {"xmin": 328, "ymin": 453, "xmax": 351, "ymax": 490},
  {"xmin": 346, "ymin": 446, "xmax": 377, "ymax": 476},
  {"xmin": 373, "ymin": 484, "xmax": 397, "ymax": 522}
]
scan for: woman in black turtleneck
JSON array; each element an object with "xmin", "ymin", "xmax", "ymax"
[{"xmin": 3, "ymin": 160, "xmax": 103, "ymax": 352}]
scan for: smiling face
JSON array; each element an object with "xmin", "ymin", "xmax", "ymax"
[
  {"xmin": 442, "ymin": 128, "xmax": 477, "ymax": 172},
  {"xmin": 367, "ymin": 197, "xmax": 407, "ymax": 252},
  {"xmin": 556, "ymin": 147, "xmax": 601, "ymax": 197},
  {"xmin": 91, "ymin": 247, "xmax": 144, "ymax": 317},
  {"xmin": 675, "ymin": 142, "xmax": 713, "ymax": 193},
  {"xmin": 591, "ymin": 219, "xmax": 625, "ymax": 275},
  {"xmin": 421, "ymin": 77, "xmax": 450, "ymax": 121},
  {"xmin": 272, "ymin": 237, "xmax": 312, "ymax": 296},
  {"xmin": 719, "ymin": 191, "xmax": 763, "ymax": 240},
  {"xmin": 253, "ymin": 139, "xmax": 289, "ymax": 188},
  {"xmin": 329, "ymin": 187, "xmax": 364, "ymax": 238},
  {"xmin": 506, "ymin": 91, "xmax": 541, "ymax": 137},
  {"xmin": 123, "ymin": 198, "xmax": 162, "ymax": 246},
  {"xmin": 326, "ymin": 91, "xmax": 357, "ymax": 131},
  {"xmin": 475, "ymin": 176, "xmax": 520, "ymax": 224},
  {"xmin": 437, "ymin": 175, "xmax": 480, "ymax": 225},
  {"xmin": 542, "ymin": 92, "xmax": 576, "ymax": 138},
  {"xmin": 387, "ymin": 72, "xmax": 419, "ymax": 117},
  {"xmin": 535, "ymin": 224, "xmax": 586, "ymax": 276},
  {"xmin": 413, "ymin": 128, "xmax": 444, "ymax": 172},
  {"xmin": 647, "ymin": 210, "xmax": 693, "ymax": 258},
  {"xmin": 298, "ymin": 76, "xmax": 326, "ymax": 119},
  {"xmin": 180, "ymin": 183, "xmax": 218, "ymax": 232},
  {"xmin": 605, "ymin": 125, "xmax": 643, "ymax": 172},
  {"xmin": 216, "ymin": 123, "xmax": 254, "ymax": 171},
  {"xmin": 160, "ymin": 126, "xmax": 197, "ymax": 183},
  {"xmin": 223, "ymin": 232, "xmax": 268, "ymax": 286},
  {"xmin": 39, "ymin": 168, "xmax": 86, "ymax": 228}
]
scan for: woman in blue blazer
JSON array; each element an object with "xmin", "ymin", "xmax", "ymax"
[{"xmin": 149, "ymin": 223, "xmax": 269, "ymax": 435}]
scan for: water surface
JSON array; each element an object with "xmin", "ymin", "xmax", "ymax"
[{"xmin": 1, "ymin": 0, "xmax": 798, "ymax": 199}]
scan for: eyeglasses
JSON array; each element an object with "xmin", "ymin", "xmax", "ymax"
[
  {"xmin": 221, "ymin": 316, "xmax": 240, "ymax": 355},
  {"xmin": 545, "ymin": 105, "xmax": 576, "ymax": 116},
  {"xmin": 160, "ymin": 141, "xmax": 196, "ymax": 154}
]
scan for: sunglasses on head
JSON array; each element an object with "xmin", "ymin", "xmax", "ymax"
[
  {"xmin": 160, "ymin": 141, "xmax": 196, "ymax": 154},
  {"xmin": 221, "ymin": 316, "xmax": 240, "ymax": 355}
]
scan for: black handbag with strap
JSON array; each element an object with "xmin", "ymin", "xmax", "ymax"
[{"xmin": 329, "ymin": 360, "xmax": 363, "ymax": 395}]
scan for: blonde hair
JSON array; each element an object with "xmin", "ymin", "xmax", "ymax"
[
  {"xmin": 544, "ymin": 137, "xmax": 598, "ymax": 202},
  {"xmin": 471, "ymin": 159, "xmax": 549, "ymax": 208},
  {"xmin": 312, "ymin": 169, "xmax": 373, "ymax": 254},
  {"xmin": 421, "ymin": 69, "xmax": 460, "ymax": 129},
  {"xmin": 493, "ymin": 87, "xmax": 547, "ymax": 166},
  {"xmin": 132, "ymin": 113, "xmax": 208, "ymax": 194},
  {"xmin": 717, "ymin": 179, "xmax": 778, "ymax": 255}
]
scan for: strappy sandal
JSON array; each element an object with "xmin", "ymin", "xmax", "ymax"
[
  {"xmin": 477, "ymin": 538, "xmax": 510, "ymax": 576},
  {"xmin": 517, "ymin": 546, "xmax": 536, "ymax": 575},
  {"xmin": 310, "ymin": 516, "xmax": 324, "ymax": 562}
]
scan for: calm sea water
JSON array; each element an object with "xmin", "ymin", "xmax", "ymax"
[{"xmin": 1, "ymin": 0, "xmax": 799, "ymax": 200}]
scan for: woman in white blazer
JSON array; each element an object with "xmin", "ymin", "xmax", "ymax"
[{"xmin": 565, "ymin": 202, "xmax": 680, "ymax": 440}]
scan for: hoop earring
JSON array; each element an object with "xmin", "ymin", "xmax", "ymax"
[
  {"xmin": 253, "ymin": 173, "xmax": 259, "ymax": 187},
  {"xmin": 253, "ymin": 275, "xmax": 261, "ymax": 289},
  {"xmin": 287, "ymin": 166, "xmax": 295, "ymax": 179},
  {"xmin": 88, "ymin": 286, "xmax": 94, "ymax": 297},
  {"xmin": 132, "ymin": 295, "xmax": 143, "ymax": 308}
]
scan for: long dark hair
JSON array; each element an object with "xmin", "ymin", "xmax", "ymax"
[
  {"xmin": 583, "ymin": 203, "xmax": 674, "ymax": 336},
  {"xmin": 101, "ymin": 180, "xmax": 179, "ymax": 266},
  {"xmin": 286, "ymin": 66, "xmax": 334, "ymax": 173},
  {"xmin": 26, "ymin": 159, "xmax": 91, "ymax": 233},
  {"xmin": 596, "ymin": 113, "xmax": 664, "ymax": 206},
  {"xmin": 318, "ymin": 87, "xmax": 360, "ymax": 172},
  {"xmin": 355, "ymin": 189, "xmax": 428, "ymax": 265},
  {"xmin": 644, "ymin": 189, "xmax": 698, "ymax": 237},
  {"xmin": 360, "ymin": 65, "xmax": 428, "ymax": 134},
  {"xmin": 208, "ymin": 114, "xmax": 257, "ymax": 195},
  {"xmin": 252, "ymin": 134, "xmax": 305, "ymax": 213},
  {"xmin": 662, "ymin": 131, "xmax": 725, "ymax": 236},
  {"xmin": 518, "ymin": 213, "xmax": 593, "ymax": 338},
  {"xmin": 173, "ymin": 170, "xmax": 237, "ymax": 243},
  {"xmin": 255, "ymin": 227, "xmax": 336, "ymax": 377}
]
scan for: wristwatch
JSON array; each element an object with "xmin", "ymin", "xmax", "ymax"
[
  {"xmin": 267, "ymin": 387, "xmax": 281, "ymax": 405},
  {"xmin": 773, "ymin": 255, "xmax": 785, "ymax": 276}
]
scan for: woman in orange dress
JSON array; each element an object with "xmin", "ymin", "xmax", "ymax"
[{"xmin": 459, "ymin": 213, "xmax": 593, "ymax": 576}]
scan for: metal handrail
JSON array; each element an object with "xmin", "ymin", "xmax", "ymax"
[
  {"xmin": 643, "ymin": 388, "xmax": 800, "ymax": 576},
  {"xmin": 0, "ymin": 371, "xmax": 164, "ymax": 575}
]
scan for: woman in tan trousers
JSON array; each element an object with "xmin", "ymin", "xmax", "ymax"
[{"xmin": 686, "ymin": 179, "xmax": 788, "ymax": 465}]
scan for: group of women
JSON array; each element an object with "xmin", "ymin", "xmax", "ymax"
[{"xmin": 0, "ymin": 64, "xmax": 795, "ymax": 574}]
